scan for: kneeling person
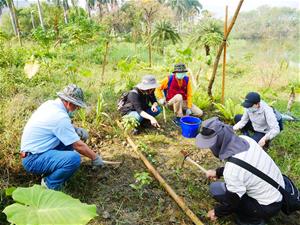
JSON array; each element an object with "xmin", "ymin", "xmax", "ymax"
[
  {"xmin": 119, "ymin": 75, "xmax": 161, "ymax": 134},
  {"xmin": 196, "ymin": 117, "xmax": 284, "ymax": 225},
  {"xmin": 233, "ymin": 92, "xmax": 282, "ymax": 147},
  {"xmin": 156, "ymin": 63, "xmax": 203, "ymax": 126},
  {"xmin": 21, "ymin": 84, "xmax": 104, "ymax": 190}
]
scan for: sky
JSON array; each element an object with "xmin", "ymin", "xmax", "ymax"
[{"xmin": 201, "ymin": 0, "xmax": 300, "ymax": 18}]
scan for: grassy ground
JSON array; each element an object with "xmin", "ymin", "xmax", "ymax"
[{"xmin": 0, "ymin": 38, "xmax": 299, "ymax": 225}]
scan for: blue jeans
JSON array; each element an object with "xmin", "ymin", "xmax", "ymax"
[
  {"xmin": 127, "ymin": 106, "xmax": 161, "ymax": 123},
  {"xmin": 22, "ymin": 142, "xmax": 81, "ymax": 190}
]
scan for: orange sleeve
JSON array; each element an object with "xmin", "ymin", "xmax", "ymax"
[
  {"xmin": 155, "ymin": 77, "xmax": 169, "ymax": 99},
  {"xmin": 187, "ymin": 78, "xmax": 193, "ymax": 108}
]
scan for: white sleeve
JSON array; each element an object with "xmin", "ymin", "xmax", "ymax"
[
  {"xmin": 264, "ymin": 107, "xmax": 280, "ymax": 140},
  {"xmin": 223, "ymin": 164, "xmax": 247, "ymax": 197},
  {"xmin": 234, "ymin": 110, "xmax": 249, "ymax": 130}
]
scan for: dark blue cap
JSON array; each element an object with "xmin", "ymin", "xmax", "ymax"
[{"xmin": 242, "ymin": 92, "xmax": 260, "ymax": 108}]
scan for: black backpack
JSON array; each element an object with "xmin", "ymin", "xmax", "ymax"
[
  {"xmin": 228, "ymin": 157, "xmax": 300, "ymax": 215},
  {"xmin": 117, "ymin": 89, "xmax": 138, "ymax": 112}
]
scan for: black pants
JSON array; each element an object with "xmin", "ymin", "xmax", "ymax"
[
  {"xmin": 210, "ymin": 182, "xmax": 282, "ymax": 224},
  {"xmin": 234, "ymin": 115, "xmax": 266, "ymax": 143}
]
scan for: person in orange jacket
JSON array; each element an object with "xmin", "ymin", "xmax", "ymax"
[{"xmin": 156, "ymin": 63, "xmax": 203, "ymax": 125}]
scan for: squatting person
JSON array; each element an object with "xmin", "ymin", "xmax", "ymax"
[
  {"xmin": 20, "ymin": 84, "xmax": 104, "ymax": 190},
  {"xmin": 196, "ymin": 117, "xmax": 284, "ymax": 225}
]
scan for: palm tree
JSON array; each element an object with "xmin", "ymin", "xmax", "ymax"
[
  {"xmin": 152, "ymin": 20, "xmax": 181, "ymax": 54},
  {"xmin": 192, "ymin": 18, "xmax": 223, "ymax": 56},
  {"xmin": 165, "ymin": 0, "xmax": 202, "ymax": 27}
]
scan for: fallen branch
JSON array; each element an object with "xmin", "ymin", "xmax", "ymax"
[{"xmin": 117, "ymin": 122, "xmax": 204, "ymax": 225}]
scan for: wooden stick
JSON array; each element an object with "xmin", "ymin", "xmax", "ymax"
[
  {"xmin": 207, "ymin": 0, "xmax": 244, "ymax": 97},
  {"xmin": 185, "ymin": 157, "xmax": 208, "ymax": 174},
  {"xmin": 162, "ymin": 106, "xmax": 167, "ymax": 123},
  {"xmin": 221, "ymin": 5, "xmax": 228, "ymax": 104},
  {"xmin": 102, "ymin": 160, "xmax": 122, "ymax": 165},
  {"xmin": 117, "ymin": 122, "xmax": 204, "ymax": 225}
]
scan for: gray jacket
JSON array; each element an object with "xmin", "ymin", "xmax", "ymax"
[{"xmin": 234, "ymin": 101, "xmax": 280, "ymax": 140}]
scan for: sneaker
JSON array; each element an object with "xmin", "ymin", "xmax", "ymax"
[
  {"xmin": 41, "ymin": 178, "xmax": 49, "ymax": 189},
  {"xmin": 172, "ymin": 117, "xmax": 181, "ymax": 127}
]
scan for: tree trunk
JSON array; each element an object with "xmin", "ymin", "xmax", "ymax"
[
  {"xmin": 98, "ymin": 3, "xmax": 102, "ymax": 18},
  {"xmin": 63, "ymin": 0, "xmax": 69, "ymax": 24},
  {"xmin": 7, "ymin": 2, "xmax": 17, "ymax": 35},
  {"xmin": 207, "ymin": 0, "xmax": 244, "ymax": 98},
  {"xmin": 204, "ymin": 45, "xmax": 210, "ymax": 56},
  {"xmin": 30, "ymin": 11, "xmax": 35, "ymax": 29},
  {"xmin": 85, "ymin": 0, "xmax": 91, "ymax": 19},
  {"xmin": 101, "ymin": 40, "xmax": 110, "ymax": 83},
  {"xmin": 148, "ymin": 25, "xmax": 152, "ymax": 67},
  {"xmin": 7, "ymin": 0, "xmax": 22, "ymax": 45},
  {"xmin": 37, "ymin": 0, "xmax": 45, "ymax": 31}
]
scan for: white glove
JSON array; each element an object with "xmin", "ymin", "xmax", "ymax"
[
  {"xmin": 186, "ymin": 109, "xmax": 192, "ymax": 115},
  {"xmin": 158, "ymin": 98, "xmax": 166, "ymax": 105}
]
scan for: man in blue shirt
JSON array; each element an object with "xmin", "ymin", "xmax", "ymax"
[{"xmin": 21, "ymin": 84, "xmax": 104, "ymax": 190}]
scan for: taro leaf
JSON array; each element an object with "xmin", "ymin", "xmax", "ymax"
[
  {"xmin": 5, "ymin": 187, "xmax": 16, "ymax": 196},
  {"xmin": 3, "ymin": 185, "xmax": 97, "ymax": 225}
]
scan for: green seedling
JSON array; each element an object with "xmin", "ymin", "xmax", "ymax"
[
  {"xmin": 130, "ymin": 172, "xmax": 152, "ymax": 198},
  {"xmin": 121, "ymin": 115, "xmax": 140, "ymax": 132}
]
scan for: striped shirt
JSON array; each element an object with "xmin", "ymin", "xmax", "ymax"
[{"xmin": 223, "ymin": 135, "xmax": 284, "ymax": 205}]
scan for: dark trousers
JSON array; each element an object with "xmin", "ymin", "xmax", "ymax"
[
  {"xmin": 234, "ymin": 115, "xmax": 266, "ymax": 143},
  {"xmin": 210, "ymin": 182, "xmax": 282, "ymax": 224}
]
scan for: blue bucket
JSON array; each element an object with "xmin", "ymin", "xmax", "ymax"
[{"xmin": 180, "ymin": 116, "xmax": 202, "ymax": 138}]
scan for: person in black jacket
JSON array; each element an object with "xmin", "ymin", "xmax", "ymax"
[
  {"xmin": 120, "ymin": 75, "xmax": 161, "ymax": 134},
  {"xmin": 195, "ymin": 117, "xmax": 284, "ymax": 225}
]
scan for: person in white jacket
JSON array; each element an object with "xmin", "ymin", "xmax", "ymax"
[
  {"xmin": 233, "ymin": 92, "xmax": 281, "ymax": 148},
  {"xmin": 196, "ymin": 117, "xmax": 284, "ymax": 225}
]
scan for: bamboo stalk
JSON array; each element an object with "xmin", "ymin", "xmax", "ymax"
[
  {"xmin": 117, "ymin": 122, "xmax": 204, "ymax": 225},
  {"xmin": 221, "ymin": 6, "xmax": 228, "ymax": 104},
  {"xmin": 162, "ymin": 106, "xmax": 167, "ymax": 123},
  {"xmin": 207, "ymin": 0, "xmax": 244, "ymax": 98}
]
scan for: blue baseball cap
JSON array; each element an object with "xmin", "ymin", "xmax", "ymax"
[{"xmin": 242, "ymin": 92, "xmax": 260, "ymax": 108}]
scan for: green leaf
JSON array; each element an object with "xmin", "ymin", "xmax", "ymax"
[
  {"xmin": 5, "ymin": 187, "xmax": 16, "ymax": 196},
  {"xmin": 3, "ymin": 185, "xmax": 97, "ymax": 225}
]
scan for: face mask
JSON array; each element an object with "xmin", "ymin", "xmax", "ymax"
[
  {"xmin": 247, "ymin": 107, "xmax": 258, "ymax": 113},
  {"xmin": 176, "ymin": 73, "xmax": 186, "ymax": 80},
  {"xmin": 68, "ymin": 111, "xmax": 76, "ymax": 118}
]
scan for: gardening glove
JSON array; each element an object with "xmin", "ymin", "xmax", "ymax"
[
  {"xmin": 151, "ymin": 104, "xmax": 158, "ymax": 113},
  {"xmin": 75, "ymin": 127, "xmax": 89, "ymax": 142},
  {"xmin": 158, "ymin": 98, "xmax": 166, "ymax": 105},
  {"xmin": 92, "ymin": 154, "xmax": 104, "ymax": 167},
  {"xmin": 186, "ymin": 109, "xmax": 192, "ymax": 116}
]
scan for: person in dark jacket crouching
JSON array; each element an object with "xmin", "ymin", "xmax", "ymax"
[
  {"xmin": 195, "ymin": 117, "xmax": 284, "ymax": 225},
  {"xmin": 119, "ymin": 75, "xmax": 161, "ymax": 134}
]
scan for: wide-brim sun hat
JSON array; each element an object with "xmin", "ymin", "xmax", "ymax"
[
  {"xmin": 195, "ymin": 117, "xmax": 222, "ymax": 149},
  {"xmin": 173, "ymin": 63, "xmax": 188, "ymax": 73},
  {"xmin": 136, "ymin": 75, "xmax": 159, "ymax": 91},
  {"xmin": 57, "ymin": 84, "xmax": 87, "ymax": 108}
]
